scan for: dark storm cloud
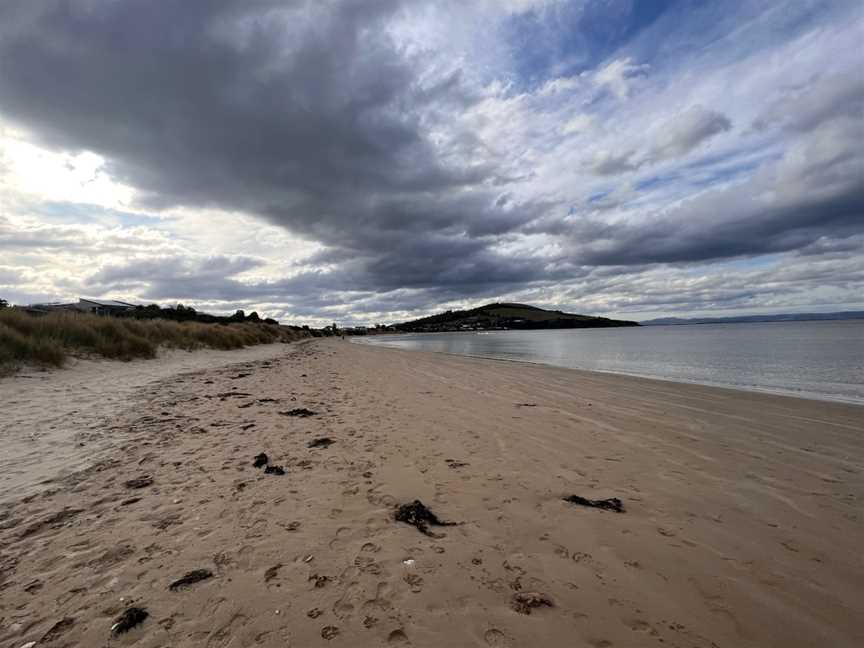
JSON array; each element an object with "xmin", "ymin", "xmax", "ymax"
[
  {"xmin": 0, "ymin": 0, "xmax": 547, "ymax": 296},
  {"xmin": 0, "ymin": 0, "xmax": 861, "ymax": 312}
]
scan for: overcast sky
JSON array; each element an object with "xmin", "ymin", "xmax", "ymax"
[{"xmin": 1, "ymin": 0, "xmax": 862, "ymax": 325}]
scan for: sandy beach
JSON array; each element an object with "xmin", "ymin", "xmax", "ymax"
[{"xmin": 1, "ymin": 338, "xmax": 862, "ymax": 647}]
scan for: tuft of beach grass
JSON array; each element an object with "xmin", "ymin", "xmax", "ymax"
[{"xmin": 0, "ymin": 309, "xmax": 306, "ymax": 374}]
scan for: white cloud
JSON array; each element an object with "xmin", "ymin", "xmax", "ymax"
[{"xmin": 593, "ymin": 57, "xmax": 649, "ymax": 100}]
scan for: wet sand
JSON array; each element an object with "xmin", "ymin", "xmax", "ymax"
[{"xmin": 0, "ymin": 338, "xmax": 862, "ymax": 647}]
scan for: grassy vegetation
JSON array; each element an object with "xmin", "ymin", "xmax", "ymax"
[{"xmin": 0, "ymin": 309, "xmax": 307, "ymax": 374}]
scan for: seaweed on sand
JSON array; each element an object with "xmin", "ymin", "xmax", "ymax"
[
  {"xmin": 563, "ymin": 495, "xmax": 624, "ymax": 513},
  {"xmin": 280, "ymin": 408, "xmax": 317, "ymax": 417},
  {"xmin": 394, "ymin": 500, "xmax": 457, "ymax": 537},
  {"xmin": 169, "ymin": 569, "xmax": 213, "ymax": 590},
  {"xmin": 111, "ymin": 607, "xmax": 148, "ymax": 634}
]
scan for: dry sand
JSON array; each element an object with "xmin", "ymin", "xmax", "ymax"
[
  {"xmin": 0, "ymin": 338, "xmax": 862, "ymax": 647},
  {"xmin": 0, "ymin": 343, "xmax": 293, "ymax": 506}
]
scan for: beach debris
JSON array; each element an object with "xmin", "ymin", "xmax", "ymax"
[
  {"xmin": 307, "ymin": 437, "xmax": 334, "ymax": 449},
  {"xmin": 445, "ymin": 459, "xmax": 469, "ymax": 468},
  {"xmin": 124, "ymin": 475, "xmax": 153, "ymax": 489},
  {"xmin": 40, "ymin": 617, "xmax": 74, "ymax": 643},
  {"xmin": 563, "ymin": 495, "xmax": 624, "ymax": 513},
  {"xmin": 169, "ymin": 569, "xmax": 213, "ymax": 591},
  {"xmin": 230, "ymin": 372, "xmax": 251, "ymax": 379},
  {"xmin": 241, "ymin": 423, "xmax": 255, "ymax": 430},
  {"xmin": 264, "ymin": 465, "xmax": 286, "ymax": 475},
  {"xmin": 515, "ymin": 403, "xmax": 538, "ymax": 407},
  {"xmin": 511, "ymin": 592, "xmax": 554, "ymax": 615},
  {"xmin": 307, "ymin": 608, "xmax": 323, "ymax": 618},
  {"xmin": 280, "ymin": 408, "xmax": 317, "ymax": 417},
  {"xmin": 238, "ymin": 402, "xmax": 254, "ymax": 409},
  {"xmin": 309, "ymin": 574, "xmax": 330, "ymax": 588},
  {"xmin": 258, "ymin": 398, "xmax": 279, "ymax": 403},
  {"xmin": 394, "ymin": 500, "xmax": 456, "ymax": 537},
  {"xmin": 321, "ymin": 626, "xmax": 340, "ymax": 640},
  {"xmin": 120, "ymin": 497, "xmax": 141, "ymax": 506},
  {"xmin": 264, "ymin": 564, "xmax": 282, "ymax": 583},
  {"xmin": 303, "ymin": 554, "xmax": 314, "ymax": 563},
  {"xmin": 253, "ymin": 453, "xmax": 269, "ymax": 468},
  {"xmin": 215, "ymin": 392, "xmax": 252, "ymax": 400},
  {"xmin": 111, "ymin": 607, "xmax": 148, "ymax": 634}
]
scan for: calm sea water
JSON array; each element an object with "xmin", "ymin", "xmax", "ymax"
[{"xmin": 356, "ymin": 320, "xmax": 864, "ymax": 404}]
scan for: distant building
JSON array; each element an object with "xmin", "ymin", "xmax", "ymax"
[
  {"xmin": 73, "ymin": 298, "xmax": 138, "ymax": 315},
  {"xmin": 26, "ymin": 298, "xmax": 138, "ymax": 316}
]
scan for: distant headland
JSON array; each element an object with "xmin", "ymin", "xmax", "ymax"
[
  {"xmin": 641, "ymin": 311, "xmax": 864, "ymax": 326},
  {"xmin": 394, "ymin": 303, "xmax": 639, "ymax": 333}
]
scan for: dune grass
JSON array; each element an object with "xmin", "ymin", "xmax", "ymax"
[{"xmin": 0, "ymin": 309, "xmax": 306, "ymax": 374}]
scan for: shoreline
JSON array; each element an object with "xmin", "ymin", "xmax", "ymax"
[
  {"xmin": 1, "ymin": 338, "xmax": 862, "ymax": 647},
  {"xmin": 354, "ymin": 326, "xmax": 864, "ymax": 406},
  {"xmin": 357, "ymin": 337, "xmax": 864, "ymax": 406}
]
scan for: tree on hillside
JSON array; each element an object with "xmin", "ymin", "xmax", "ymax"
[{"xmin": 0, "ymin": 298, "xmax": 8, "ymax": 309}]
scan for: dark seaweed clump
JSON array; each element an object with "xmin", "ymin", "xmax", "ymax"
[
  {"xmin": 511, "ymin": 591, "xmax": 554, "ymax": 615},
  {"xmin": 124, "ymin": 476, "xmax": 153, "ymax": 489},
  {"xmin": 280, "ymin": 408, "xmax": 317, "ymax": 417},
  {"xmin": 394, "ymin": 500, "xmax": 456, "ymax": 536},
  {"xmin": 111, "ymin": 607, "xmax": 148, "ymax": 634},
  {"xmin": 169, "ymin": 569, "xmax": 213, "ymax": 591},
  {"xmin": 253, "ymin": 453, "xmax": 269, "ymax": 468},
  {"xmin": 563, "ymin": 495, "xmax": 624, "ymax": 513}
]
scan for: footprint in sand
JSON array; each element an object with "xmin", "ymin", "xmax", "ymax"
[
  {"xmin": 388, "ymin": 628, "xmax": 410, "ymax": 644},
  {"xmin": 207, "ymin": 613, "xmax": 249, "ymax": 648},
  {"xmin": 484, "ymin": 628, "xmax": 513, "ymax": 647},
  {"xmin": 362, "ymin": 582, "xmax": 396, "ymax": 616},
  {"xmin": 328, "ymin": 526, "xmax": 353, "ymax": 550},
  {"xmin": 403, "ymin": 573, "xmax": 424, "ymax": 593},
  {"xmin": 625, "ymin": 618, "xmax": 660, "ymax": 637}
]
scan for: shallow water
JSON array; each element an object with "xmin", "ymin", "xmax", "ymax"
[{"xmin": 356, "ymin": 320, "xmax": 864, "ymax": 404}]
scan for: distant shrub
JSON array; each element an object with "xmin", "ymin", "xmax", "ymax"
[{"xmin": 0, "ymin": 309, "xmax": 308, "ymax": 374}]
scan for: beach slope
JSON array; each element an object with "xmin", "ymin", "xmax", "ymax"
[{"xmin": 1, "ymin": 339, "xmax": 861, "ymax": 647}]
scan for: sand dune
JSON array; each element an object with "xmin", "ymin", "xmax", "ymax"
[{"xmin": 0, "ymin": 339, "xmax": 861, "ymax": 647}]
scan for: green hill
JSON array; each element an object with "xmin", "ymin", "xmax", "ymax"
[{"xmin": 395, "ymin": 303, "xmax": 639, "ymax": 332}]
